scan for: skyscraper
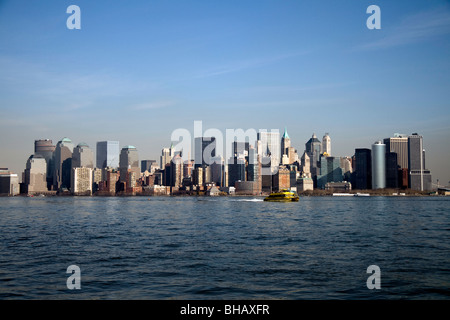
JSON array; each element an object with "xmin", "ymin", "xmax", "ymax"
[
  {"xmin": 354, "ymin": 148, "xmax": 372, "ymax": 190},
  {"xmin": 34, "ymin": 139, "xmax": 55, "ymax": 189},
  {"xmin": 119, "ymin": 145, "xmax": 140, "ymax": 183},
  {"xmin": 408, "ymin": 133, "xmax": 432, "ymax": 191},
  {"xmin": 317, "ymin": 155, "xmax": 343, "ymax": 189},
  {"xmin": 53, "ymin": 137, "xmax": 74, "ymax": 190},
  {"xmin": 257, "ymin": 130, "xmax": 280, "ymax": 174},
  {"xmin": 160, "ymin": 146, "xmax": 173, "ymax": 169},
  {"xmin": 194, "ymin": 137, "xmax": 216, "ymax": 168},
  {"xmin": 371, "ymin": 141, "xmax": 386, "ymax": 189},
  {"xmin": 383, "ymin": 133, "xmax": 408, "ymax": 169},
  {"xmin": 22, "ymin": 155, "xmax": 47, "ymax": 193},
  {"xmin": 96, "ymin": 141, "xmax": 120, "ymax": 169},
  {"xmin": 322, "ymin": 133, "xmax": 331, "ymax": 156},
  {"xmin": 281, "ymin": 127, "xmax": 291, "ymax": 158},
  {"xmin": 72, "ymin": 143, "xmax": 94, "ymax": 168}
]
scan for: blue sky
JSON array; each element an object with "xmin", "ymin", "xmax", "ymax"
[{"xmin": 0, "ymin": 0, "xmax": 449, "ymax": 184}]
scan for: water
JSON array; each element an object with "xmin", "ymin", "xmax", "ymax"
[{"xmin": 0, "ymin": 196, "xmax": 449, "ymax": 300}]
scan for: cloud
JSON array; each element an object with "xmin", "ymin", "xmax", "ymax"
[
  {"xmin": 358, "ymin": 7, "xmax": 450, "ymax": 50},
  {"xmin": 194, "ymin": 51, "xmax": 311, "ymax": 79}
]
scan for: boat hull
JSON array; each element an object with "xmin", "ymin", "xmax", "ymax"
[{"xmin": 264, "ymin": 190, "xmax": 299, "ymax": 202}]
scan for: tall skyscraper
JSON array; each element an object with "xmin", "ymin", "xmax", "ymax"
[
  {"xmin": 281, "ymin": 127, "xmax": 291, "ymax": 158},
  {"xmin": 22, "ymin": 155, "xmax": 47, "ymax": 193},
  {"xmin": 322, "ymin": 133, "xmax": 331, "ymax": 156},
  {"xmin": 96, "ymin": 141, "xmax": 120, "ymax": 169},
  {"xmin": 383, "ymin": 133, "xmax": 408, "ymax": 169},
  {"xmin": 354, "ymin": 148, "xmax": 372, "ymax": 190},
  {"xmin": 385, "ymin": 152, "xmax": 399, "ymax": 189},
  {"xmin": 317, "ymin": 155, "xmax": 343, "ymax": 189},
  {"xmin": 53, "ymin": 137, "xmax": 74, "ymax": 190},
  {"xmin": 160, "ymin": 146, "xmax": 173, "ymax": 169},
  {"xmin": 408, "ymin": 133, "xmax": 432, "ymax": 191},
  {"xmin": 119, "ymin": 145, "xmax": 140, "ymax": 183},
  {"xmin": 305, "ymin": 133, "xmax": 321, "ymax": 169},
  {"xmin": 71, "ymin": 167, "xmax": 93, "ymax": 196},
  {"xmin": 371, "ymin": 141, "xmax": 386, "ymax": 189},
  {"xmin": 195, "ymin": 137, "xmax": 216, "ymax": 168},
  {"xmin": 257, "ymin": 130, "xmax": 280, "ymax": 174},
  {"xmin": 34, "ymin": 139, "xmax": 55, "ymax": 189},
  {"xmin": 72, "ymin": 143, "xmax": 94, "ymax": 168}
]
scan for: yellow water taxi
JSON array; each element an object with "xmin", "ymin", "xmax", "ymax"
[{"xmin": 264, "ymin": 189, "xmax": 299, "ymax": 202}]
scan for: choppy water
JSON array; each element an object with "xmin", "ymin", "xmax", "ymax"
[{"xmin": 0, "ymin": 196, "xmax": 449, "ymax": 299}]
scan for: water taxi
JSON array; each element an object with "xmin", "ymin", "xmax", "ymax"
[{"xmin": 264, "ymin": 189, "xmax": 299, "ymax": 202}]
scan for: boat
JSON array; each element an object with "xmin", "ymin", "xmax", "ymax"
[{"xmin": 264, "ymin": 189, "xmax": 299, "ymax": 202}]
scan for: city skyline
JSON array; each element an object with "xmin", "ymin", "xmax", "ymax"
[{"xmin": 0, "ymin": 0, "xmax": 449, "ymax": 184}]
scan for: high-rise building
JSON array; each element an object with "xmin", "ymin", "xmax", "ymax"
[
  {"xmin": 317, "ymin": 155, "xmax": 343, "ymax": 189},
  {"xmin": 34, "ymin": 139, "xmax": 55, "ymax": 189},
  {"xmin": 322, "ymin": 133, "xmax": 331, "ymax": 156},
  {"xmin": 119, "ymin": 145, "xmax": 140, "ymax": 183},
  {"xmin": 141, "ymin": 160, "xmax": 158, "ymax": 173},
  {"xmin": 300, "ymin": 151, "xmax": 311, "ymax": 178},
  {"xmin": 210, "ymin": 156, "xmax": 224, "ymax": 187},
  {"xmin": 22, "ymin": 155, "xmax": 47, "ymax": 194},
  {"xmin": 371, "ymin": 141, "xmax": 386, "ymax": 189},
  {"xmin": 160, "ymin": 146, "xmax": 173, "ymax": 169},
  {"xmin": 53, "ymin": 137, "xmax": 74, "ymax": 190},
  {"xmin": 408, "ymin": 133, "xmax": 432, "ymax": 191},
  {"xmin": 0, "ymin": 170, "xmax": 19, "ymax": 196},
  {"xmin": 96, "ymin": 141, "xmax": 120, "ymax": 169},
  {"xmin": 281, "ymin": 127, "xmax": 291, "ymax": 159},
  {"xmin": 257, "ymin": 131, "xmax": 280, "ymax": 174},
  {"xmin": 194, "ymin": 137, "xmax": 216, "ymax": 168},
  {"xmin": 383, "ymin": 134, "xmax": 408, "ymax": 169},
  {"xmin": 170, "ymin": 154, "xmax": 184, "ymax": 187},
  {"xmin": 305, "ymin": 133, "xmax": 322, "ymax": 175},
  {"xmin": 71, "ymin": 167, "xmax": 93, "ymax": 196},
  {"xmin": 72, "ymin": 143, "xmax": 94, "ymax": 169},
  {"xmin": 385, "ymin": 152, "xmax": 399, "ymax": 189},
  {"xmin": 354, "ymin": 148, "xmax": 372, "ymax": 190}
]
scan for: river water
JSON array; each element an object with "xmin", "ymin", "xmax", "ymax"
[{"xmin": 0, "ymin": 196, "xmax": 448, "ymax": 299}]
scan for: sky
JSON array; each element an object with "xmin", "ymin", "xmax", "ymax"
[{"xmin": 0, "ymin": 0, "xmax": 449, "ymax": 185}]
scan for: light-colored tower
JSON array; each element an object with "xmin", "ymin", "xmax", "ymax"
[
  {"xmin": 96, "ymin": 141, "xmax": 120, "ymax": 169},
  {"xmin": 257, "ymin": 130, "xmax": 280, "ymax": 174},
  {"xmin": 322, "ymin": 133, "xmax": 331, "ymax": 156},
  {"xmin": 23, "ymin": 155, "xmax": 47, "ymax": 193},
  {"xmin": 371, "ymin": 141, "xmax": 386, "ymax": 189},
  {"xmin": 53, "ymin": 137, "xmax": 74, "ymax": 190},
  {"xmin": 72, "ymin": 143, "xmax": 94, "ymax": 169},
  {"xmin": 119, "ymin": 145, "xmax": 140, "ymax": 183}
]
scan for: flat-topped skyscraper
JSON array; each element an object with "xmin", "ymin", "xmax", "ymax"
[{"xmin": 96, "ymin": 141, "xmax": 120, "ymax": 169}]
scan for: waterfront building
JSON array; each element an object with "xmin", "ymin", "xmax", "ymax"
[
  {"xmin": 22, "ymin": 155, "xmax": 47, "ymax": 194},
  {"xmin": 372, "ymin": 141, "xmax": 386, "ymax": 189},
  {"xmin": 340, "ymin": 156, "xmax": 353, "ymax": 182},
  {"xmin": 0, "ymin": 170, "xmax": 20, "ymax": 196},
  {"xmin": 228, "ymin": 155, "xmax": 246, "ymax": 187},
  {"xmin": 273, "ymin": 166, "xmax": 290, "ymax": 192},
  {"xmin": 71, "ymin": 167, "xmax": 93, "ymax": 196},
  {"xmin": 385, "ymin": 152, "xmax": 399, "ymax": 189},
  {"xmin": 383, "ymin": 133, "xmax": 408, "ymax": 170},
  {"xmin": 408, "ymin": 133, "xmax": 432, "ymax": 191},
  {"xmin": 354, "ymin": 148, "xmax": 372, "ymax": 190},
  {"xmin": 210, "ymin": 156, "xmax": 224, "ymax": 187},
  {"xmin": 317, "ymin": 155, "xmax": 343, "ymax": 189},
  {"xmin": 119, "ymin": 145, "xmax": 140, "ymax": 183},
  {"xmin": 53, "ymin": 137, "xmax": 74, "ymax": 191},
  {"xmin": 195, "ymin": 137, "xmax": 216, "ymax": 168},
  {"xmin": 34, "ymin": 139, "xmax": 55, "ymax": 189},
  {"xmin": 96, "ymin": 141, "xmax": 120, "ymax": 169},
  {"xmin": 297, "ymin": 177, "xmax": 314, "ymax": 192}
]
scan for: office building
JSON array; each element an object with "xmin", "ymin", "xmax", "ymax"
[
  {"xmin": 96, "ymin": 141, "xmax": 120, "ymax": 169},
  {"xmin": 354, "ymin": 148, "xmax": 372, "ymax": 190},
  {"xmin": 119, "ymin": 145, "xmax": 140, "ymax": 183},
  {"xmin": 408, "ymin": 133, "xmax": 432, "ymax": 191},
  {"xmin": 22, "ymin": 155, "xmax": 47, "ymax": 194},
  {"xmin": 71, "ymin": 167, "xmax": 93, "ymax": 196},
  {"xmin": 257, "ymin": 130, "xmax": 280, "ymax": 174},
  {"xmin": 72, "ymin": 143, "xmax": 94, "ymax": 168},
  {"xmin": 195, "ymin": 137, "xmax": 216, "ymax": 168},
  {"xmin": 160, "ymin": 145, "xmax": 173, "ymax": 169},
  {"xmin": 383, "ymin": 134, "xmax": 408, "ymax": 169},
  {"xmin": 141, "ymin": 160, "xmax": 158, "ymax": 173},
  {"xmin": 34, "ymin": 139, "xmax": 55, "ymax": 188},
  {"xmin": 0, "ymin": 170, "xmax": 20, "ymax": 196},
  {"xmin": 322, "ymin": 133, "xmax": 331, "ymax": 156},
  {"xmin": 372, "ymin": 141, "xmax": 386, "ymax": 189},
  {"xmin": 53, "ymin": 137, "xmax": 74, "ymax": 190},
  {"xmin": 317, "ymin": 155, "xmax": 343, "ymax": 189},
  {"xmin": 385, "ymin": 152, "xmax": 399, "ymax": 189}
]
